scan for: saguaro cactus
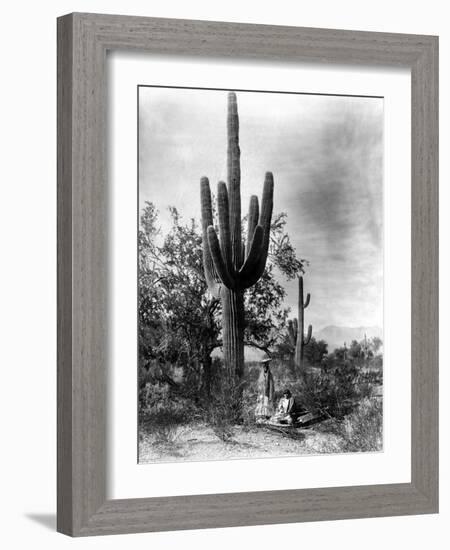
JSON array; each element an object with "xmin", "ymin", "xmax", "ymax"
[
  {"xmin": 287, "ymin": 318, "xmax": 298, "ymax": 350},
  {"xmin": 200, "ymin": 92, "xmax": 274, "ymax": 379},
  {"xmin": 287, "ymin": 276, "xmax": 312, "ymax": 370}
]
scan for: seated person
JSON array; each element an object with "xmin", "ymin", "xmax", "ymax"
[{"xmin": 271, "ymin": 389, "xmax": 297, "ymax": 425}]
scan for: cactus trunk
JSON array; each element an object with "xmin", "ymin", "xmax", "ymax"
[
  {"xmin": 294, "ymin": 276, "xmax": 312, "ymax": 371},
  {"xmin": 222, "ymin": 288, "xmax": 245, "ymax": 379},
  {"xmin": 200, "ymin": 92, "xmax": 274, "ymax": 380}
]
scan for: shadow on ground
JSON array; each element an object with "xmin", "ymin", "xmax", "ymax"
[{"xmin": 25, "ymin": 513, "xmax": 56, "ymax": 531}]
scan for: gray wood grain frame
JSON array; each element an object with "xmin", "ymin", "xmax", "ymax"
[{"xmin": 57, "ymin": 12, "xmax": 438, "ymax": 537}]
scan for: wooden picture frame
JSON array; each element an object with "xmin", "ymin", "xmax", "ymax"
[{"xmin": 57, "ymin": 12, "xmax": 438, "ymax": 536}]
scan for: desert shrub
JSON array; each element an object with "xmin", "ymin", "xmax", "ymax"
[
  {"xmin": 303, "ymin": 338, "xmax": 328, "ymax": 366},
  {"xmin": 142, "ymin": 408, "xmax": 186, "ymax": 446},
  {"xmin": 308, "ymin": 397, "xmax": 383, "ymax": 454},
  {"xmin": 207, "ymin": 375, "xmax": 245, "ymax": 441},
  {"xmin": 140, "ymin": 381, "xmax": 192, "ymax": 446},
  {"xmin": 339, "ymin": 397, "xmax": 383, "ymax": 451},
  {"xmin": 295, "ymin": 358, "xmax": 360, "ymax": 418},
  {"xmin": 240, "ymin": 386, "xmax": 260, "ymax": 429},
  {"xmin": 371, "ymin": 354, "xmax": 383, "ymax": 369},
  {"xmin": 360, "ymin": 364, "xmax": 383, "ymax": 387}
]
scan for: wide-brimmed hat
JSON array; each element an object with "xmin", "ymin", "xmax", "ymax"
[{"xmin": 261, "ymin": 357, "xmax": 272, "ymax": 364}]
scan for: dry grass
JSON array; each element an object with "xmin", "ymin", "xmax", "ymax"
[
  {"xmin": 138, "ymin": 397, "xmax": 382, "ymax": 463},
  {"xmin": 310, "ymin": 397, "xmax": 383, "ymax": 453}
]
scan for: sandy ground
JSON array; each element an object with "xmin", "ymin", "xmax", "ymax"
[{"xmin": 139, "ymin": 422, "xmax": 344, "ymax": 463}]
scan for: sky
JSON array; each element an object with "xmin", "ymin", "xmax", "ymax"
[{"xmin": 139, "ymin": 87, "xmax": 383, "ymax": 331}]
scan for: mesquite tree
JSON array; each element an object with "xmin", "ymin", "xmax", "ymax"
[
  {"xmin": 287, "ymin": 275, "xmax": 313, "ymax": 370},
  {"xmin": 200, "ymin": 92, "xmax": 274, "ymax": 380}
]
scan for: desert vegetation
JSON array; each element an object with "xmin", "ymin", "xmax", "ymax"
[{"xmin": 138, "ymin": 92, "xmax": 383, "ymax": 462}]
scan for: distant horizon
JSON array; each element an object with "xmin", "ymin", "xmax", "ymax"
[{"xmin": 316, "ymin": 323, "xmax": 382, "ymax": 331}]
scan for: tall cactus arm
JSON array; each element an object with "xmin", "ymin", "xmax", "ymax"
[
  {"xmin": 304, "ymin": 325, "xmax": 313, "ymax": 346},
  {"xmin": 255, "ymin": 172, "xmax": 274, "ymax": 273},
  {"xmin": 217, "ymin": 181, "xmax": 233, "ymax": 274},
  {"xmin": 299, "ymin": 276, "xmax": 310, "ymax": 308},
  {"xmin": 246, "ymin": 195, "xmax": 259, "ymax": 259},
  {"xmin": 304, "ymin": 293, "xmax": 311, "ymax": 309},
  {"xmin": 200, "ymin": 177, "xmax": 214, "ymax": 232},
  {"xmin": 239, "ymin": 173, "xmax": 274, "ymax": 288},
  {"xmin": 298, "ymin": 276, "xmax": 304, "ymax": 311},
  {"xmin": 207, "ymin": 226, "xmax": 236, "ymax": 290},
  {"xmin": 227, "ymin": 92, "xmax": 240, "ymax": 187},
  {"xmin": 227, "ymin": 92, "xmax": 242, "ymax": 270},
  {"xmin": 238, "ymin": 225, "xmax": 264, "ymax": 281},
  {"xmin": 260, "ymin": 172, "xmax": 274, "ymax": 226},
  {"xmin": 200, "ymin": 177, "xmax": 221, "ymax": 297}
]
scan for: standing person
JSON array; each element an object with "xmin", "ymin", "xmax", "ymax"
[{"xmin": 255, "ymin": 357, "xmax": 275, "ymax": 421}]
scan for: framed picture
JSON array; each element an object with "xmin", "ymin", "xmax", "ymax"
[{"xmin": 57, "ymin": 13, "xmax": 438, "ymax": 536}]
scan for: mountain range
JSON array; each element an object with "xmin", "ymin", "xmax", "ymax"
[{"xmin": 314, "ymin": 325, "xmax": 383, "ymax": 352}]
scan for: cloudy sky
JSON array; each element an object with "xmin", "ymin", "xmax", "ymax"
[{"xmin": 139, "ymin": 87, "xmax": 383, "ymax": 331}]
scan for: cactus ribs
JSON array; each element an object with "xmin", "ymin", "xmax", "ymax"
[{"xmin": 200, "ymin": 92, "xmax": 274, "ymax": 380}]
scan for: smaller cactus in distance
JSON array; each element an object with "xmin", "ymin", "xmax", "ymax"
[
  {"xmin": 287, "ymin": 318, "xmax": 298, "ymax": 349},
  {"xmin": 288, "ymin": 275, "xmax": 312, "ymax": 370}
]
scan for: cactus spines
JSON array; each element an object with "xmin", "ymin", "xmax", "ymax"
[
  {"xmin": 290, "ymin": 275, "xmax": 312, "ymax": 370},
  {"xmin": 200, "ymin": 92, "xmax": 274, "ymax": 379}
]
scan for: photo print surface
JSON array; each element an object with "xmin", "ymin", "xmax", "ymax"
[{"xmin": 138, "ymin": 86, "xmax": 383, "ymax": 463}]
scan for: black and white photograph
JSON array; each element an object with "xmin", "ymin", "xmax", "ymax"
[
  {"xmin": 138, "ymin": 86, "xmax": 384, "ymax": 463},
  {"xmin": 1, "ymin": 0, "xmax": 442, "ymax": 544}
]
